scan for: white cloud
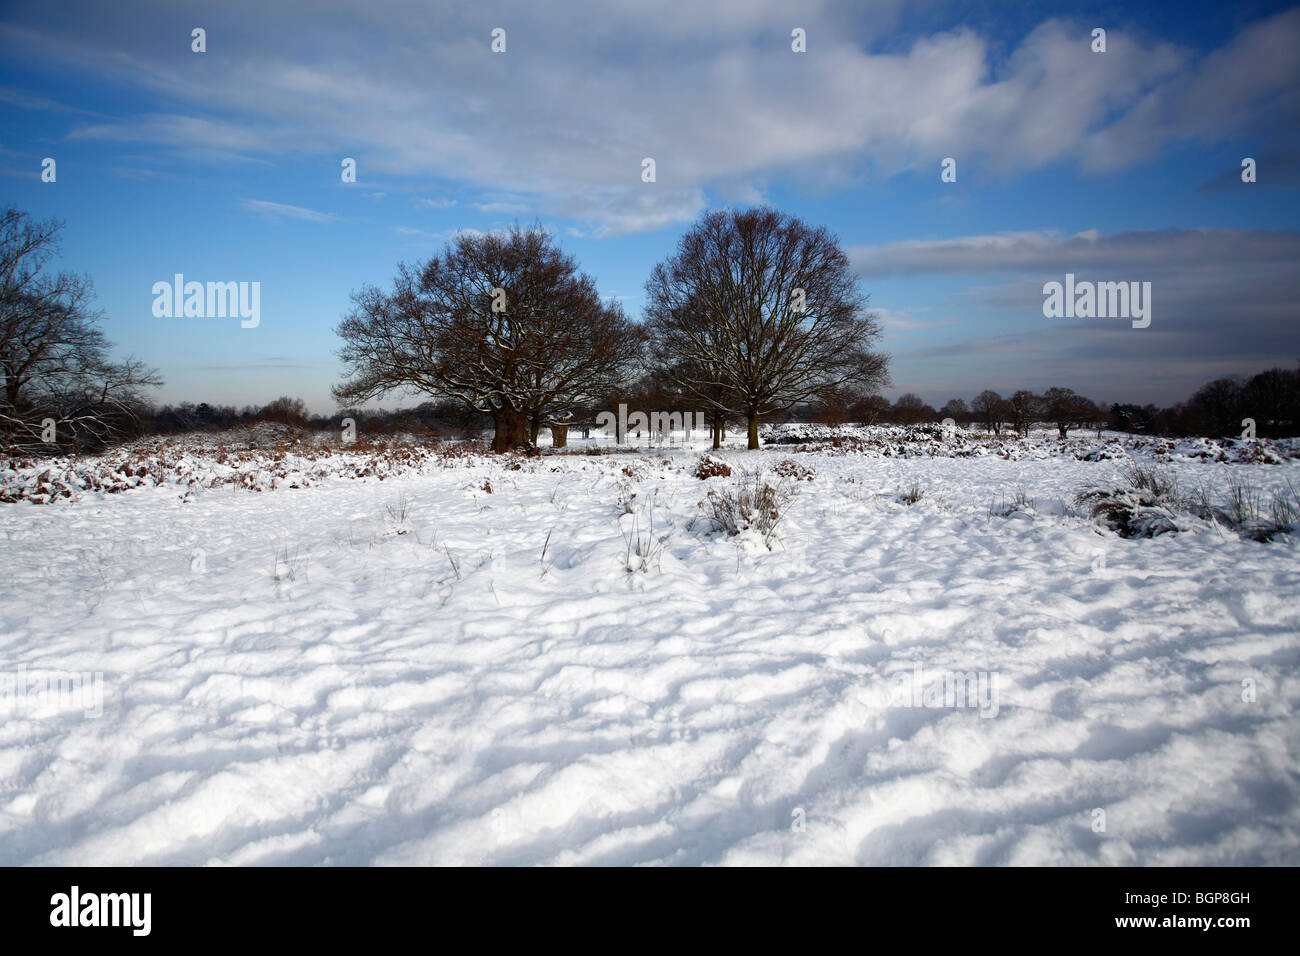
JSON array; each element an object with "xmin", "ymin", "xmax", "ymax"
[
  {"xmin": 851, "ymin": 227, "xmax": 1300, "ymax": 276},
  {"xmin": 240, "ymin": 199, "xmax": 339, "ymax": 223},
  {"xmin": 546, "ymin": 187, "xmax": 708, "ymax": 237},
  {"xmin": 396, "ymin": 225, "xmax": 485, "ymax": 242},
  {"xmin": 13, "ymin": 3, "xmax": 1300, "ymax": 233},
  {"xmin": 473, "ymin": 201, "xmax": 529, "ymax": 215},
  {"xmin": 853, "ymin": 227, "xmax": 1300, "ymax": 401}
]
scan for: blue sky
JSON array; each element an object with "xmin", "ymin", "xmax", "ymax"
[{"xmin": 2, "ymin": 0, "xmax": 1298, "ymax": 413}]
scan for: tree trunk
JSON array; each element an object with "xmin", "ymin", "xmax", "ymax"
[
  {"xmin": 549, "ymin": 424, "xmax": 568, "ymax": 448},
  {"xmin": 711, "ymin": 420, "xmax": 721, "ymax": 450},
  {"xmin": 491, "ymin": 407, "xmax": 530, "ymax": 452},
  {"xmin": 529, "ymin": 418, "xmax": 541, "ymax": 446},
  {"xmin": 1057, "ymin": 423, "xmax": 1068, "ymax": 439},
  {"xmin": 747, "ymin": 411, "xmax": 760, "ymax": 450}
]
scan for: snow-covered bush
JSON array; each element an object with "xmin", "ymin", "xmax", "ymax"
[
  {"xmin": 1078, "ymin": 465, "xmax": 1299, "ymax": 541},
  {"xmin": 772, "ymin": 458, "xmax": 815, "ymax": 481},
  {"xmin": 1079, "ymin": 442, "xmax": 1128, "ymax": 461},
  {"xmin": 990, "ymin": 486, "xmax": 1036, "ymax": 517},
  {"xmin": 1075, "ymin": 486, "xmax": 1185, "ymax": 538},
  {"xmin": 0, "ymin": 438, "xmax": 492, "ymax": 504},
  {"xmin": 1126, "ymin": 464, "xmax": 1181, "ymax": 500},
  {"xmin": 384, "ymin": 492, "xmax": 413, "ymax": 535},
  {"xmin": 897, "ymin": 483, "xmax": 927, "ymax": 505},
  {"xmin": 695, "ymin": 454, "xmax": 732, "ymax": 479},
  {"xmin": 698, "ymin": 473, "xmax": 792, "ymax": 547},
  {"xmin": 1075, "ymin": 465, "xmax": 1187, "ymax": 537},
  {"xmin": 621, "ymin": 488, "xmax": 668, "ymax": 573},
  {"xmin": 1200, "ymin": 474, "xmax": 1296, "ymax": 542}
]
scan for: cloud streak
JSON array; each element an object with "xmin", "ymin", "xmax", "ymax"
[
  {"xmin": 7, "ymin": 2, "xmax": 1297, "ymax": 234},
  {"xmin": 859, "ymin": 227, "xmax": 1300, "ymax": 403},
  {"xmin": 851, "ymin": 228, "xmax": 1300, "ymax": 276},
  {"xmin": 239, "ymin": 199, "xmax": 339, "ymax": 223}
]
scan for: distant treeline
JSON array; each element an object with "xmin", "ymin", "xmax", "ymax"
[
  {"xmin": 797, "ymin": 365, "xmax": 1299, "ymax": 439},
  {"xmin": 143, "ymin": 396, "xmax": 492, "ymax": 441},
  {"xmin": 10, "ymin": 201, "xmax": 1291, "ymax": 457},
  {"xmin": 131, "ymin": 364, "xmax": 1297, "ymax": 446}
]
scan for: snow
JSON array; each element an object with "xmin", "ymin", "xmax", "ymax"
[{"xmin": 1, "ymin": 428, "xmax": 1297, "ymax": 865}]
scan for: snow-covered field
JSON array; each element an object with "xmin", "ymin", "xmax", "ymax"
[{"xmin": 1, "ymin": 426, "xmax": 1297, "ymax": 865}]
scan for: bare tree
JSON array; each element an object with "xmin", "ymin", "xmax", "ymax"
[
  {"xmin": 813, "ymin": 383, "xmax": 870, "ymax": 426},
  {"xmin": 333, "ymin": 225, "xmax": 640, "ymax": 452},
  {"xmin": 892, "ymin": 392, "xmax": 933, "ymax": 425},
  {"xmin": 939, "ymin": 397, "xmax": 969, "ymax": 425},
  {"xmin": 1, "ymin": 206, "xmax": 161, "ymax": 454},
  {"xmin": 852, "ymin": 394, "xmax": 891, "ymax": 425},
  {"xmin": 645, "ymin": 208, "xmax": 888, "ymax": 449},
  {"xmin": 1009, "ymin": 390, "xmax": 1041, "ymax": 437},
  {"xmin": 1242, "ymin": 368, "xmax": 1299, "ymax": 436},
  {"xmin": 971, "ymin": 390, "xmax": 1007, "ymax": 435},
  {"xmin": 258, "ymin": 396, "xmax": 310, "ymax": 427},
  {"xmin": 1185, "ymin": 377, "xmax": 1243, "ymax": 437},
  {"xmin": 1042, "ymin": 386, "xmax": 1097, "ymax": 438},
  {"xmin": 650, "ymin": 352, "xmax": 736, "ymax": 448}
]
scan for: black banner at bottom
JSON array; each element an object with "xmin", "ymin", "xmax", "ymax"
[{"xmin": 0, "ymin": 865, "xmax": 1284, "ymax": 944}]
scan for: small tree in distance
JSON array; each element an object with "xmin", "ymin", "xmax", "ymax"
[
  {"xmin": 1009, "ymin": 390, "xmax": 1041, "ymax": 437},
  {"xmin": 1042, "ymin": 387, "xmax": 1098, "ymax": 438},
  {"xmin": 971, "ymin": 390, "xmax": 1007, "ymax": 435},
  {"xmin": 892, "ymin": 392, "xmax": 933, "ymax": 425},
  {"xmin": 939, "ymin": 398, "xmax": 969, "ymax": 426},
  {"xmin": 258, "ymin": 396, "xmax": 309, "ymax": 427},
  {"xmin": 852, "ymin": 394, "xmax": 891, "ymax": 425}
]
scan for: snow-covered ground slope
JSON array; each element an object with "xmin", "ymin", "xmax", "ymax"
[{"xmin": 1, "ymin": 428, "xmax": 1297, "ymax": 865}]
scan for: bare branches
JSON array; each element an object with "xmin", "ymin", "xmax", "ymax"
[
  {"xmin": 1, "ymin": 206, "xmax": 162, "ymax": 454},
  {"xmin": 334, "ymin": 224, "xmax": 640, "ymax": 451},
  {"xmin": 644, "ymin": 207, "xmax": 889, "ymax": 449}
]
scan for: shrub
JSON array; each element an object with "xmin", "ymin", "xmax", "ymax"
[
  {"xmin": 1220, "ymin": 474, "xmax": 1260, "ymax": 524},
  {"xmin": 385, "ymin": 492, "xmax": 413, "ymax": 534},
  {"xmin": 695, "ymin": 454, "xmax": 732, "ymax": 479},
  {"xmin": 990, "ymin": 486, "xmax": 1035, "ymax": 517},
  {"xmin": 1075, "ymin": 487, "xmax": 1182, "ymax": 537},
  {"xmin": 1125, "ymin": 464, "xmax": 1181, "ymax": 500},
  {"xmin": 773, "ymin": 458, "xmax": 814, "ymax": 481},
  {"xmin": 621, "ymin": 489, "xmax": 669, "ymax": 573},
  {"xmin": 898, "ymin": 483, "xmax": 926, "ymax": 505},
  {"xmin": 1206, "ymin": 474, "xmax": 1291, "ymax": 541},
  {"xmin": 1269, "ymin": 478, "xmax": 1300, "ymax": 532},
  {"xmin": 699, "ymin": 473, "xmax": 793, "ymax": 547},
  {"xmin": 1075, "ymin": 465, "xmax": 1185, "ymax": 537}
]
